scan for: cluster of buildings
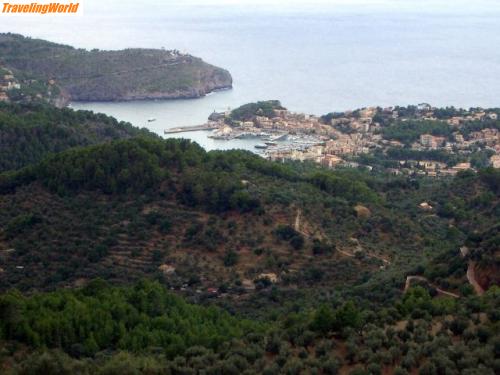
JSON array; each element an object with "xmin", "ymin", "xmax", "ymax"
[
  {"xmin": 417, "ymin": 134, "xmax": 447, "ymax": 150},
  {"xmin": 468, "ymin": 128, "xmax": 500, "ymax": 152},
  {"xmin": 252, "ymin": 110, "xmax": 324, "ymax": 133},
  {"xmin": 447, "ymin": 111, "xmax": 497, "ymax": 126},
  {"xmin": 265, "ymin": 107, "xmax": 383, "ymax": 168},
  {"xmin": 208, "ymin": 103, "xmax": 500, "ymax": 177},
  {"xmin": 0, "ymin": 68, "xmax": 20, "ymax": 102},
  {"xmin": 211, "ymin": 107, "xmax": 383, "ymax": 168},
  {"xmin": 389, "ymin": 161, "xmax": 474, "ymax": 178},
  {"xmin": 208, "ymin": 109, "xmax": 330, "ymax": 140},
  {"xmin": 413, "ymin": 127, "xmax": 499, "ymax": 155}
]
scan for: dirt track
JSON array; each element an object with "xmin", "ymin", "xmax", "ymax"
[
  {"xmin": 466, "ymin": 261, "xmax": 485, "ymax": 296},
  {"xmin": 404, "ymin": 275, "xmax": 460, "ymax": 298}
]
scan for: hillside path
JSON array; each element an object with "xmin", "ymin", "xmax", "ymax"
[
  {"xmin": 460, "ymin": 247, "xmax": 485, "ymax": 296},
  {"xmin": 466, "ymin": 261, "xmax": 485, "ymax": 296},
  {"xmin": 404, "ymin": 275, "xmax": 459, "ymax": 298},
  {"xmin": 294, "ymin": 208, "xmax": 301, "ymax": 232}
]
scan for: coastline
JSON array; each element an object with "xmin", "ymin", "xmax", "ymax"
[{"xmin": 66, "ymin": 86, "xmax": 233, "ymax": 107}]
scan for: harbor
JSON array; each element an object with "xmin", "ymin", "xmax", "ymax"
[{"xmin": 163, "ymin": 107, "xmax": 328, "ymax": 156}]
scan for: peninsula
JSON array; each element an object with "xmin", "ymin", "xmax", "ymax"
[{"xmin": 0, "ymin": 33, "xmax": 232, "ymax": 106}]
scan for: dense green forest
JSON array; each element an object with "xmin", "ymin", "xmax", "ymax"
[
  {"xmin": 0, "ymin": 280, "xmax": 262, "ymax": 357},
  {"xmin": 0, "ymin": 136, "xmax": 388, "ymax": 293},
  {"xmin": 0, "ymin": 102, "xmax": 155, "ymax": 172},
  {"xmin": 0, "ymin": 33, "xmax": 232, "ymax": 103},
  {"xmin": 0, "ymin": 103, "xmax": 498, "ymax": 373},
  {"xmin": 0, "ymin": 132, "xmax": 497, "ymax": 294},
  {"xmin": 229, "ymin": 100, "xmax": 285, "ymax": 122},
  {"xmin": 1, "ymin": 281, "xmax": 498, "ymax": 374}
]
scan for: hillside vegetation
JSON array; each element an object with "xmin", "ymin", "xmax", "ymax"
[
  {"xmin": 0, "ymin": 104, "xmax": 498, "ymax": 374},
  {"xmin": 0, "ymin": 134, "xmax": 497, "ymax": 299},
  {"xmin": 1, "ymin": 281, "xmax": 498, "ymax": 374},
  {"xmin": 0, "ymin": 102, "xmax": 155, "ymax": 172},
  {"xmin": 229, "ymin": 100, "xmax": 285, "ymax": 122},
  {"xmin": 0, "ymin": 33, "xmax": 232, "ymax": 104},
  {"xmin": 0, "ymin": 137, "xmax": 386, "ymax": 295}
]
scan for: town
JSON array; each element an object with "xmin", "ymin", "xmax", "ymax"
[
  {"xmin": 202, "ymin": 101, "xmax": 500, "ymax": 176},
  {"xmin": 0, "ymin": 67, "xmax": 20, "ymax": 102}
]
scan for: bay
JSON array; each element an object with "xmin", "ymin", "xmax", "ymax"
[{"xmin": 2, "ymin": 1, "xmax": 500, "ymax": 149}]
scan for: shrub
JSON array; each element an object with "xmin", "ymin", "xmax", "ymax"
[{"xmin": 223, "ymin": 250, "xmax": 239, "ymax": 267}]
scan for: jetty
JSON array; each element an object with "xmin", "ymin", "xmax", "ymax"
[{"xmin": 164, "ymin": 124, "xmax": 218, "ymax": 134}]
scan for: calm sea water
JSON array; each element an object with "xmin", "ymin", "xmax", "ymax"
[{"xmin": 2, "ymin": 1, "xmax": 500, "ymax": 149}]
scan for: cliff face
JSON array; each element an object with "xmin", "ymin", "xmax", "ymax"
[{"xmin": 0, "ymin": 33, "xmax": 232, "ymax": 104}]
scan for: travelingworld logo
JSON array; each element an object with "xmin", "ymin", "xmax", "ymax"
[{"xmin": 2, "ymin": 1, "xmax": 81, "ymax": 14}]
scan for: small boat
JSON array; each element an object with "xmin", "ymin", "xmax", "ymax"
[
  {"xmin": 208, "ymin": 134, "xmax": 233, "ymax": 140},
  {"xmin": 235, "ymin": 132, "xmax": 258, "ymax": 139},
  {"xmin": 265, "ymin": 142, "xmax": 277, "ymax": 146},
  {"xmin": 254, "ymin": 144, "xmax": 268, "ymax": 149},
  {"xmin": 269, "ymin": 133, "xmax": 288, "ymax": 141},
  {"xmin": 147, "ymin": 118, "xmax": 157, "ymax": 122}
]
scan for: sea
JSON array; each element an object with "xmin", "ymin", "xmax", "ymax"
[{"xmin": 2, "ymin": 0, "xmax": 500, "ymax": 151}]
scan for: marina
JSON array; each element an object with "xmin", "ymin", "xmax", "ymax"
[{"xmin": 162, "ymin": 107, "xmax": 329, "ymax": 158}]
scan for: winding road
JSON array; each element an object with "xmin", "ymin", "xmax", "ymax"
[
  {"xmin": 404, "ymin": 275, "xmax": 460, "ymax": 298},
  {"xmin": 404, "ymin": 246, "xmax": 486, "ymax": 298},
  {"xmin": 294, "ymin": 210, "xmax": 481, "ymax": 298}
]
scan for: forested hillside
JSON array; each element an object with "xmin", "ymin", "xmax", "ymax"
[
  {"xmin": 0, "ymin": 135, "xmax": 497, "ymax": 299},
  {"xmin": 0, "ymin": 137, "xmax": 385, "ymax": 294},
  {"xmin": 0, "ymin": 102, "xmax": 155, "ymax": 172},
  {"xmin": 0, "ymin": 105, "xmax": 498, "ymax": 374},
  {"xmin": 1, "ymin": 280, "xmax": 498, "ymax": 374},
  {"xmin": 0, "ymin": 33, "xmax": 232, "ymax": 104}
]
